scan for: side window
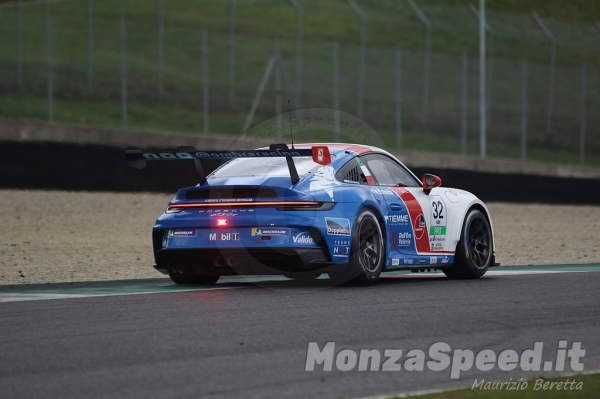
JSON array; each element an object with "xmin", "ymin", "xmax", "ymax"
[
  {"xmin": 335, "ymin": 158, "xmax": 368, "ymax": 185},
  {"xmin": 361, "ymin": 154, "xmax": 420, "ymax": 187}
]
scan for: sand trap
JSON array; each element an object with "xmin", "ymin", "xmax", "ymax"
[{"xmin": 1, "ymin": 189, "xmax": 598, "ymax": 285}]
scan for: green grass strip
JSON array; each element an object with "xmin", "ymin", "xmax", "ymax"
[{"xmin": 399, "ymin": 372, "xmax": 600, "ymax": 398}]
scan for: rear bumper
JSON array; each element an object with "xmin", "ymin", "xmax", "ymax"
[
  {"xmin": 155, "ymin": 247, "xmax": 345, "ymax": 276},
  {"xmin": 491, "ymin": 254, "xmax": 500, "ymax": 267}
]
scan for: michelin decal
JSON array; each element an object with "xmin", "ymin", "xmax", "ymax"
[
  {"xmin": 168, "ymin": 229, "xmax": 196, "ymax": 237},
  {"xmin": 252, "ymin": 228, "xmax": 291, "ymax": 236}
]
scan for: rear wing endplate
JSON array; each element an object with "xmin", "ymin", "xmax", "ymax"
[{"xmin": 125, "ymin": 144, "xmax": 331, "ymax": 186}]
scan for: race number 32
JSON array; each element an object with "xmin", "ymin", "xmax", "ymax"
[{"xmin": 429, "ymin": 197, "xmax": 446, "ymax": 225}]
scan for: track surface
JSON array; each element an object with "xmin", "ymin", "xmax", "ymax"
[{"xmin": 1, "ymin": 267, "xmax": 600, "ymax": 399}]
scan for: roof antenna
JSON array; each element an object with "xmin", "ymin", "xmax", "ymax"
[{"xmin": 288, "ymin": 100, "xmax": 295, "ymax": 149}]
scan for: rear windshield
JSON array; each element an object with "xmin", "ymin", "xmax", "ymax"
[{"xmin": 208, "ymin": 156, "xmax": 330, "ymax": 179}]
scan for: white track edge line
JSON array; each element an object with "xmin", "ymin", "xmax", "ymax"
[{"xmin": 0, "ymin": 286, "xmax": 249, "ymax": 302}]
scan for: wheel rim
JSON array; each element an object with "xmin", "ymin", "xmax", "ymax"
[
  {"xmin": 358, "ymin": 218, "xmax": 382, "ymax": 273},
  {"xmin": 466, "ymin": 215, "xmax": 491, "ymax": 269}
]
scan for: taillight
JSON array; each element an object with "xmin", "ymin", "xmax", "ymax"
[
  {"xmin": 275, "ymin": 202, "xmax": 335, "ymax": 211},
  {"xmin": 166, "ymin": 201, "xmax": 325, "ymax": 212},
  {"xmin": 216, "ymin": 218, "xmax": 228, "ymax": 227}
]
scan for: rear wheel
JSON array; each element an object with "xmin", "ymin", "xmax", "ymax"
[
  {"xmin": 168, "ymin": 270, "xmax": 220, "ymax": 285},
  {"xmin": 337, "ymin": 210, "xmax": 384, "ymax": 286},
  {"xmin": 443, "ymin": 209, "xmax": 492, "ymax": 279}
]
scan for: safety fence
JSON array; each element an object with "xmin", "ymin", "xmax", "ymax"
[{"xmin": 0, "ymin": 0, "xmax": 599, "ymax": 166}]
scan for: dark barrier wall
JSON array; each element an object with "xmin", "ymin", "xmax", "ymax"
[
  {"xmin": 410, "ymin": 167, "xmax": 600, "ymax": 204},
  {"xmin": 1, "ymin": 140, "xmax": 600, "ymax": 204},
  {"xmin": 1, "ymin": 141, "xmax": 213, "ymax": 193}
]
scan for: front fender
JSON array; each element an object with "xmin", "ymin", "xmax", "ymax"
[{"xmin": 446, "ymin": 189, "xmax": 495, "ymax": 254}]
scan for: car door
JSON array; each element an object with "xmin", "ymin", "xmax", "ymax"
[
  {"xmin": 427, "ymin": 191, "xmax": 448, "ymax": 252},
  {"xmin": 360, "ymin": 154, "xmax": 447, "ymax": 265}
]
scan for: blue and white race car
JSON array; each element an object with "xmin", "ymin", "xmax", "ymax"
[{"xmin": 126, "ymin": 143, "xmax": 497, "ymax": 285}]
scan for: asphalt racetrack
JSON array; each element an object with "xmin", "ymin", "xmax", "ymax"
[{"xmin": 1, "ymin": 266, "xmax": 599, "ymax": 399}]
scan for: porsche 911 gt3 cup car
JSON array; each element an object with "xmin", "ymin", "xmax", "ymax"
[{"xmin": 126, "ymin": 143, "xmax": 497, "ymax": 285}]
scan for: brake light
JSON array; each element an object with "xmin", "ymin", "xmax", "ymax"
[
  {"xmin": 216, "ymin": 218, "xmax": 228, "ymax": 227},
  {"xmin": 275, "ymin": 202, "xmax": 335, "ymax": 211},
  {"xmin": 167, "ymin": 201, "xmax": 320, "ymax": 211}
]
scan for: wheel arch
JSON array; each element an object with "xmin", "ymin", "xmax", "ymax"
[
  {"xmin": 345, "ymin": 205, "xmax": 386, "ymax": 285},
  {"xmin": 469, "ymin": 203, "xmax": 491, "ymax": 225},
  {"xmin": 359, "ymin": 204, "xmax": 390, "ymax": 267},
  {"xmin": 447, "ymin": 199, "xmax": 495, "ymax": 253},
  {"xmin": 360, "ymin": 204, "xmax": 386, "ymax": 238}
]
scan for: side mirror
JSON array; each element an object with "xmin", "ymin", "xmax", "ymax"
[{"xmin": 422, "ymin": 174, "xmax": 442, "ymax": 195}]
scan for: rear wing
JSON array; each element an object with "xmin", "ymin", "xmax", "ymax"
[{"xmin": 125, "ymin": 144, "xmax": 331, "ymax": 186}]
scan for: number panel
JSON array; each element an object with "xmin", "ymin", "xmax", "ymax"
[{"xmin": 429, "ymin": 195, "xmax": 447, "ymax": 251}]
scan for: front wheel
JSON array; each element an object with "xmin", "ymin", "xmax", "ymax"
[
  {"xmin": 342, "ymin": 210, "xmax": 384, "ymax": 285},
  {"xmin": 443, "ymin": 209, "xmax": 492, "ymax": 279}
]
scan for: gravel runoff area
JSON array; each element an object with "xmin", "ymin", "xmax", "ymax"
[{"xmin": 1, "ymin": 189, "xmax": 599, "ymax": 285}]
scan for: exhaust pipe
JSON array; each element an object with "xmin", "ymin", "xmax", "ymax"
[
  {"xmin": 213, "ymin": 256, "xmax": 224, "ymax": 267},
  {"xmin": 224, "ymin": 255, "xmax": 237, "ymax": 267}
]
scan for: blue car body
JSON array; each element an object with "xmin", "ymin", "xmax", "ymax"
[{"xmin": 127, "ymin": 143, "xmax": 495, "ymax": 282}]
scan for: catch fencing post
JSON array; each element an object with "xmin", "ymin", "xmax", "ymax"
[
  {"xmin": 461, "ymin": 52, "xmax": 468, "ymax": 155},
  {"xmin": 202, "ymin": 25, "xmax": 209, "ymax": 136},
  {"xmin": 468, "ymin": 3, "xmax": 494, "ymax": 125},
  {"xmin": 87, "ymin": 0, "xmax": 94, "ymax": 93},
  {"xmin": 395, "ymin": 44, "xmax": 402, "ymax": 151},
  {"xmin": 532, "ymin": 12, "xmax": 556, "ymax": 136},
  {"xmin": 229, "ymin": 0, "xmax": 236, "ymax": 104},
  {"xmin": 478, "ymin": 0, "xmax": 486, "ymax": 159},
  {"xmin": 158, "ymin": 0, "xmax": 164, "ymax": 96},
  {"xmin": 17, "ymin": 0, "xmax": 23, "ymax": 88},
  {"xmin": 120, "ymin": 15, "xmax": 128, "ymax": 129},
  {"xmin": 240, "ymin": 55, "xmax": 276, "ymax": 138},
  {"xmin": 405, "ymin": 0, "xmax": 430, "ymax": 127},
  {"xmin": 333, "ymin": 40, "xmax": 340, "ymax": 142},
  {"xmin": 347, "ymin": 0, "xmax": 366, "ymax": 118},
  {"xmin": 274, "ymin": 36, "xmax": 282, "ymax": 138},
  {"xmin": 580, "ymin": 64, "xmax": 586, "ymax": 166},
  {"xmin": 520, "ymin": 59, "xmax": 528, "ymax": 161},
  {"xmin": 288, "ymin": 0, "xmax": 303, "ymax": 110},
  {"xmin": 46, "ymin": 9, "xmax": 54, "ymax": 122}
]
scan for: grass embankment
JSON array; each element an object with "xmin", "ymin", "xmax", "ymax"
[
  {"xmin": 0, "ymin": 0, "xmax": 599, "ymax": 166},
  {"xmin": 404, "ymin": 373, "xmax": 600, "ymax": 399}
]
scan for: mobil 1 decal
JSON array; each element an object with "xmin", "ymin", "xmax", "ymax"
[
  {"xmin": 429, "ymin": 195, "xmax": 447, "ymax": 251},
  {"xmin": 389, "ymin": 187, "xmax": 431, "ymax": 254}
]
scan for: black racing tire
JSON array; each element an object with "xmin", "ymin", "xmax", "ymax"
[
  {"xmin": 342, "ymin": 209, "xmax": 385, "ymax": 286},
  {"xmin": 168, "ymin": 271, "xmax": 220, "ymax": 285},
  {"xmin": 443, "ymin": 209, "xmax": 492, "ymax": 279},
  {"xmin": 283, "ymin": 271, "xmax": 322, "ymax": 281}
]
